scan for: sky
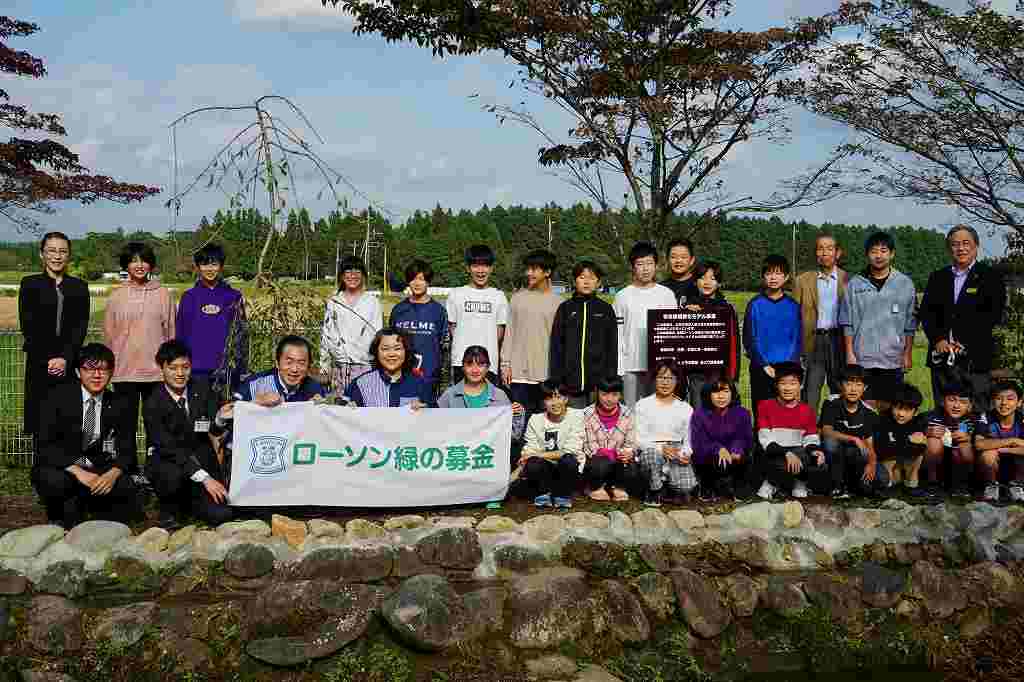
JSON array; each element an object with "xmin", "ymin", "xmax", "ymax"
[{"xmin": 3, "ymin": 0, "xmax": 1018, "ymax": 258}]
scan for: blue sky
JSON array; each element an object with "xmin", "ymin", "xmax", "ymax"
[{"xmin": 3, "ymin": 0, "xmax": 1015, "ymax": 258}]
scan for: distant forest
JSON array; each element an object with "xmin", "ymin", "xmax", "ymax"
[{"xmin": 0, "ymin": 204, "xmax": 955, "ymax": 291}]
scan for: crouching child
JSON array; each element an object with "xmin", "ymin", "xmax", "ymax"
[
  {"xmin": 818, "ymin": 364, "xmax": 889, "ymax": 499},
  {"xmin": 975, "ymin": 380, "xmax": 1024, "ymax": 503},
  {"xmin": 512, "ymin": 380, "xmax": 584, "ymax": 509},
  {"xmin": 872, "ymin": 382, "xmax": 927, "ymax": 495}
]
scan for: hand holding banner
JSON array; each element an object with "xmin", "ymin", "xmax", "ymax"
[{"xmin": 230, "ymin": 402, "xmax": 512, "ymax": 507}]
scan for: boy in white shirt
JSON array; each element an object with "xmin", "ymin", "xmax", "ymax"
[
  {"xmin": 446, "ymin": 244, "xmax": 509, "ymax": 386},
  {"xmin": 615, "ymin": 241, "xmax": 677, "ymax": 407},
  {"xmin": 513, "ymin": 380, "xmax": 585, "ymax": 509},
  {"xmin": 319, "ymin": 255, "xmax": 383, "ymax": 397}
]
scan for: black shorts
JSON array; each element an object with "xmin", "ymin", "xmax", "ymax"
[{"xmin": 863, "ymin": 368, "xmax": 904, "ymax": 401}]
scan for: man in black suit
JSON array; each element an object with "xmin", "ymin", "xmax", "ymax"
[
  {"xmin": 31, "ymin": 343, "xmax": 139, "ymax": 529},
  {"xmin": 144, "ymin": 340, "xmax": 232, "ymax": 529},
  {"xmin": 18, "ymin": 232, "xmax": 90, "ymax": 445},
  {"xmin": 920, "ymin": 224, "xmax": 1007, "ymax": 408}
]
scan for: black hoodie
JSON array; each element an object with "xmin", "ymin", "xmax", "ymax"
[{"xmin": 549, "ymin": 292, "xmax": 618, "ymax": 396}]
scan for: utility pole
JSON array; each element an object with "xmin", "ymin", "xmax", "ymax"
[{"xmin": 547, "ymin": 215, "xmax": 553, "ymax": 249}]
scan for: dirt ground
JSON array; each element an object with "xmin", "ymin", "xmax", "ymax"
[{"xmin": 0, "ymin": 298, "xmax": 20, "ymax": 329}]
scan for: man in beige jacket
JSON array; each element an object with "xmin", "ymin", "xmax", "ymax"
[{"xmin": 793, "ymin": 233, "xmax": 849, "ymax": 411}]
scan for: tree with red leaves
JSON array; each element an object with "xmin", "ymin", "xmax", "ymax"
[{"xmin": 1, "ymin": 17, "xmax": 159, "ymax": 231}]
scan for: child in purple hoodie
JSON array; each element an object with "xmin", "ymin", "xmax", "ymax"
[
  {"xmin": 690, "ymin": 379, "xmax": 753, "ymax": 500},
  {"xmin": 175, "ymin": 244, "xmax": 248, "ymax": 393}
]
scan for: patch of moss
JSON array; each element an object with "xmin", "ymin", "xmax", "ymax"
[
  {"xmin": 322, "ymin": 640, "xmax": 414, "ymax": 682},
  {"xmin": 602, "ymin": 620, "xmax": 711, "ymax": 682}
]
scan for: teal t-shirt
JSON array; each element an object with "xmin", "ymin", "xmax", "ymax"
[{"xmin": 463, "ymin": 385, "xmax": 491, "ymax": 409}]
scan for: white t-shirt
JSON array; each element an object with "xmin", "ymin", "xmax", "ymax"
[
  {"xmin": 319, "ymin": 291, "xmax": 383, "ymax": 369},
  {"xmin": 634, "ymin": 395, "xmax": 693, "ymax": 455},
  {"xmin": 446, "ymin": 286, "xmax": 509, "ymax": 367},
  {"xmin": 614, "ymin": 283, "xmax": 677, "ymax": 373}
]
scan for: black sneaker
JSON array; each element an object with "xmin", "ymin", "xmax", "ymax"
[
  {"xmin": 831, "ymin": 486, "xmax": 851, "ymax": 501},
  {"xmin": 716, "ymin": 478, "xmax": 736, "ymax": 501},
  {"xmin": 910, "ymin": 484, "xmax": 940, "ymax": 502},
  {"xmin": 952, "ymin": 487, "xmax": 972, "ymax": 501},
  {"xmin": 158, "ymin": 511, "xmax": 182, "ymax": 531},
  {"xmin": 643, "ymin": 489, "xmax": 663, "ymax": 507},
  {"xmin": 698, "ymin": 485, "xmax": 716, "ymax": 502}
]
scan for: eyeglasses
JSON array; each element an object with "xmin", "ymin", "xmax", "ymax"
[
  {"xmin": 43, "ymin": 249, "xmax": 69, "ymax": 256},
  {"xmin": 80, "ymin": 366, "xmax": 111, "ymax": 375}
]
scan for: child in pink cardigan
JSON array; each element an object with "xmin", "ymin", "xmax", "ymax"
[{"xmin": 581, "ymin": 375, "xmax": 641, "ymax": 502}]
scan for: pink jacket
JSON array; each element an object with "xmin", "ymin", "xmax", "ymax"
[{"xmin": 103, "ymin": 280, "xmax": 176, "ymax": 382}]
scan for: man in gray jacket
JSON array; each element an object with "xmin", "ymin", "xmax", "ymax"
[{"xmin": 840, "ymin": 232, "xmax": 918, "ymax": 411}]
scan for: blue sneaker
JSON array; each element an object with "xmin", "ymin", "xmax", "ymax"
[
  {"xmin": 534, "ymin": 493, "xmax": 553, "ymax": 508},
  {"xmin": 554, "ymin": 496, "xmax": 573, "ymax": 509}
]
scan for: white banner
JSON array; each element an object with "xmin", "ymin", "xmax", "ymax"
[{"xmin": 230, "ymin": 402, "xmax": 511, "ymax": 507}]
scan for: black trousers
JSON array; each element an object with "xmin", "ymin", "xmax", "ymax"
[
  {"xmin": 695, "ymin": 457, "xmax": 749, "ymax": 493},
  {"xmin": 31, "ymin": 464, "xmax": 139, "ymax": 529},
  {"xmin": 24, "ymin": 357, "xmax": 74, "ymax": 435},
  {"xmin": 112, "ymin": 381, "xmax": 159, "ymax": 472},
  {"xmin": 749, "ymin": 365, "xmax": 776, "ymax": 423},
  {"xmin": 583, "ymin": 456, "xmax": 644, "ymax": 496},
  {"xmin": 511, "ymin": 454, "xmax": 580, "ymax": 499},
  {"xmin": 822, "ymin": 439, "xmax": 891, "ymax": 493},
  {"xmin": 756, "ymin": 451, "xmax": 831, "ymax": 495},
  {"xmin": 146, "ymin": 457, "xmax": 232, "ymax": 526}
]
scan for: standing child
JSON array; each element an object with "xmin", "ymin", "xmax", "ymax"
[
  {"xmin": 754, "ymin": 362, "xmax": 828, "ymax": 500},
  {"xmin": 581, "ymin": 375, "xmax": 641, "ymax": 502},
  {"xmin": 923, "ymin": 382, "xmax": 977, "ymax": 501},
  {"xmin": 871, "ymin": 383, "xmax": 927, "ymax": 494},
  {"xmin": 389, "ymin": 259, "xmax": 448, "ymax": 395},
  {"xmin": 635, "ymin": 360, "xmax": 696, "ymax": 506},
  {"xmin": 549, "ymin": 260, "xmax": 617, "ymax": 409},
  {"xmin": 175, "ymin": 243, "xmax": 248, "ymax": 393},
  {"xmin": 446, "ymin": 244, "xmax": 509, "ymax": 386},
  {"xmin": 615, "ymin": 242, "xmax": 676, "ymax": 407},
  {"xmin": 743, "ymin": 255, "xmax": 801, "ymax": 422},
  {"xmin": 818, "ymin": 364, "xmax": 888, "ymax": 499},
  {"xmin": 501, "ymin": 249, "xmax": 562, "ymax": 416},
  {"xmin": 682, "ymin": 261, "xmax": 741, "ymax": 406},
  {"xmin": 691, "ymin": 380, "xmax": 753, "ymax": 500},
  {"xmin": 319, "ymin": 255, "xmax": 383, "ymax": 398},
  {"xmin": 514, "ymin": 380, "xmax": 585, "ymax": 509},
  {"xmin": 974, "ymin": 381, "xmax": 1024, "ymax": 503}
]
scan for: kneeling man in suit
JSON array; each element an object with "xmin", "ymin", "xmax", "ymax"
[
  {"xmin": 144, "ymin": 340, "xmax": 233, "ymax": 530},
  {"xmin": 31, "ymin": 342, "xmax": 139, "ymax": 529}
]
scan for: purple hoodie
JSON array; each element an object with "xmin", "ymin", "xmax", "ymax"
[
  {"xmin": 690, "ymin": 405, "xmax": 754, "ymax": 466},
  {"xmin": 175, "ymin": 280, "xmax": 247, "ymax": 376}
]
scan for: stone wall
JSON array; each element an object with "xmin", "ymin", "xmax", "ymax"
[{"xmin": 1, "ymin": 500, "xmax": 1023, "ymax": 681}]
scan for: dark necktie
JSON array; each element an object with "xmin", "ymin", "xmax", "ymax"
[
  {"xmin": 82, "ymin": 398, "xmax": 96, "ymax": 450},
  {"xmin": 177, "ymin": 396, "xmax": 188, "ymax": 420}
]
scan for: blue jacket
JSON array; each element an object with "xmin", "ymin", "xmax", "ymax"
[
  {"xmin": 389, "ymin": 298, "xmax": 448, "ymax": 384},
  {"xmin": 742, "ymin": 293, "xmax": 802, "ymax": 368},
  {"xmin": 346, "ymin": 368, "xmax": 436, "ymax": 407},
  {"xmin": 840, "ymin": 270, "xmax": 917, "ymax": 370},
  {"xmin": 236, "ymin": 369, "xmax": 324, "ymax": 403}
]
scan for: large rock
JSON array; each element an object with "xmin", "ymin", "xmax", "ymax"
[
  {"xmin": 345, "ymin": 519, "xmax": 388, "ymax": 542},
  {"xmin": 909, "ymin": 560, "xmax": 967, "ymax": 618},
  {"xmin": 494, "ymin": 543, "xmax": 554, "ymax": 574},
  {"xmin": 803, "ymin": 506, "xmax": 848, "ymax": 535},
  {"xmin": 668, "ymin": 510, "xmax": 706, "ymax": 533},
  {"xmin": 461, "ymin": 586, "xmax": 507, "ymax": 639},
  {"xmin": 0, "ymin": 525, "xmax": 64, "ymax": 558},
  {"xmin": 721, "ymin": 573, "xmax": 762, "ymax": 618},
  {"xmin": 293, "ymin": 545, "xmax": 394, "ymax": 581},
  {"xmin": 803, "ymin": 573, "xmax": 862, "ymax": 622},
  {"xmin": 523, "ymin": 515, "xmax": 567, "ymax": 542},
  {"xmin": 561, "ymin": 538, "xmax": 631, "ymax": 578},
  {"xmin": 217, "ymin": 519, "xmax": 271, "ymax": 539},
  {"xmin": 861, "ymin": 562, "xmax": 906, "ymax": 608},
  {"xmin": 508, "ymin": 567, "xmax": 593, "ymax": 648},
  {"xmin": 166, "ymin": 525, "xmax": 196, "ymax": 553},
  {"xmin": 307, "ymin": 519, "xmax": 345, "ymax": 539},
  {"xmin": 477, "ymin": 516, "xmax": 521, "ymax": 534},
  {"xmin": 526, "ymin": 655, "xmax": 579, "ymax": 680},
  {"xmin": 18, "ymin": 672, "xmax": 77, "ymax": 682},
  {"xmin": 415, "ymin": 527, "xmax": 483, "ymax": 570},
  {"xmin": 576, "ymin": 665, "xmax": 625, "ymax": 682},
  {"xmin": 670, "ymin": 568, "xmax": 732, "ymax": 639},
  {"xmin": 132, "ymin": 527, "xmax": 169, "ymax": 554},
  {"xmin": 224, "ymin": 543, "xmax": 276, "ymax": 579},
  {"xmin": 593, "ymin": 580, "xmax": 650, "ymax": 643},
  {"xmin": 0, "ymin": 569, "xmax": 28, "ymax": 595},
  {"xmin": 27, "ymin": 595, "xmax": 82, "ymax": 653},
  {"xmin": 733, "ymin": 502, "xmax": 780, "ymax": 530},
  {"xmin": 730, "ymin": 535, "xmax": 831, "ymax": 571},
  {"xmin": 64, "ymin": 520, "xmax": 131, "ymax": 553},
  {"xmin": 91, "ymin": 602, "xmax": 158, "ymax": 648},
  {"xmin": 846, "ymin": 509, "xmax": 882, "ymax": 530},
  {"xmin": 35, "ymin": 560, "xmax": 87, "ymax": 598},
  {"xmin": 271, "ymin": 514, "xmax": 308, "ymax": 549},
  {"xmin": 607, "ymin": 511, "xmax": 635, "ymax": 544},
  {"xmin": 760, "ymin": 577, "xmax": 809, "ymax": 616},
  {"xmin": 383, "ymin": 515, "xmax": 428, "ymax": 531},
  {"xmin": 781, "ymin": 501, "xmax": 804, "ymax": 529},
  {"xmin": 380, "ymin": 575, "xmax": 471, "ymax": 651},
  {"xmin": 961, "ymin": 561, "xmax": 1024, "ymax": 607},
  {"xmin": 630, "ymin": 509, "xmax": 673, "ymax": 542},
  {"xmin": 629, "ymin": 572, "xmax": 677, "ymax": 621},
  {"xmin": 563, "ymin": 512, "xmax": 611, "ymax": 531}
]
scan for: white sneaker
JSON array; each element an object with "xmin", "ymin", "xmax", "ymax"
[
  {"xmin": 983, "ymin": 484, "xmax": 1000, "ymax": 503},
  {"xmin": 1008, "ymin": 483, "xmax": 1024, "ymax": 503},
  {"xmin": 792, "ymin": 481, "xmax": 809, "ymax": 499},
  {"xmin": 757, "ymin": 480, "xmax": 777, "ymax": 500}
]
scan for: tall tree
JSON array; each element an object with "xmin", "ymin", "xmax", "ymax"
[
  {"xmin": 802, "ymin": 0, "xmax": 1024, "ymax": 234},
  {"xmin": 0, "ymin": 17, "xmax": 159, "ymax": 230},
  {"xmin": 326, "ymin": 0, "xmax": 846, "ymax": 241}
]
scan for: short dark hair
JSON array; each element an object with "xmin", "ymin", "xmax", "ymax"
[
  {"xmin": 119, "ymin": 241, "xmax": 156, "ymax": 270},
  {"xmin": 194, "ymin": 243, "xmax": 226, "ymax": 266},
  {"xmin": 815, "ymin": 232, "xmax": 838, "ymax": 248},
  {"xmin": 404, "ymin": 258, "xmax": 434, "ymax": 285},
  {"xmin": 666, "ymin": 238, "xmax": 695, "ymax": 257},
  {"xmin": 275, "ymin": 335, "xmax": 312, "ymax": 362},
  {"xmin": 40, "ymin": 232, "xmax": 71, "ymax": 252},
  {"xmin": 465, "ymin": 244, "xmax": 496, "ymax": 266},
  {"xmin": 943, "ymin": 381, "xmax": 973, "ymax": 400},
  {"xmin": 572, "ymin": 260, "xmax": 604, "ymax": 280},
  {"xmin": 628, "ymin": 241, "xmax": 658, "ymax": 266},
  {"xmin": 370, "ymin": 327, "xmax": 415, "ymax": 372},
  {"xmin": 596, "ymin": 374, "xmax": 625, "ymax": 394},
  {"xmin": 462, "ymin": 344, "xmax": 491, "ymax": 367},
  {"xmin": 700, "ymin": 379, "xmax": 741, "ymax": 410},
  {"xmin": 78, "ymin": 343, "xmax": 115, "ymax": 370},
  {"xmin": 523, "ymin": 249, "xmax": 556, "ymax": 275},
  {"xmin": 839, "ymin": 364, "xmax": 867, "ymax": 384},
  {"xmin": 946, "ymin": 224, "xmax": 980, "ymax": 248},
  {"xmin": 155, "ymin": 340, "xmax": 191, "ymax": 367},
  {"xmin": 864, "ymin": 231, "xmax": 896, "ymax": 253},
  {"xmin": 540, "ymin": 379, "xmax": 571, "ymax": 400},
  {"xmin": 650, "ymin": 358, "xmax": 684, "ymax": 388},
  {"xmin": 891, "ymin": 382, "xmax": 924, "ymax": 410},
  {"xmin": 337, "ymin": 256, "xmax": 368, "ymax": 289},
  {"xmin": 991, "ymin": 379, "xmax": 1023, "ymax": 400},
  {"xmin": 694, "ymin": 261, "xmax": 723, "ymax": 286},
  {"xmin": 761, "ymin": 254, "xmax": 790, "ymax": 276},
  {"xmin": 773, "ymin": 361, "xmax": 804, "ymax": 384}
]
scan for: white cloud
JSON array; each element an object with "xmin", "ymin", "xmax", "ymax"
[{"xmin": 230, "ymin": 0, "xmax": 354, "ymax": 28}]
